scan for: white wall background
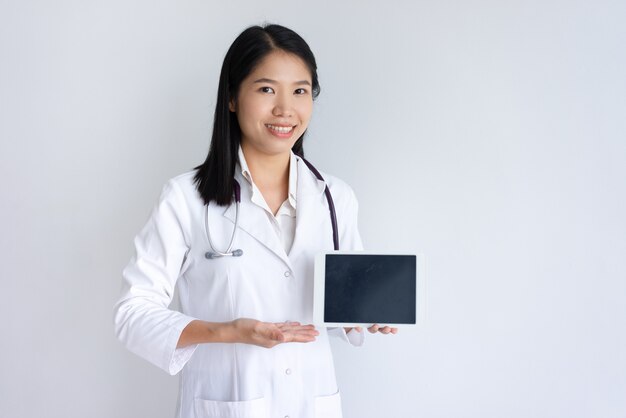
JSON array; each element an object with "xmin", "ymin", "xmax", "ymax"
[{"xmin": 1, "ymin": 1, "xmax": 625, "ymax": 417}]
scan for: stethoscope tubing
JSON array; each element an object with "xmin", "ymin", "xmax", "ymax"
[
  {"xmin": 204, "ymin": 181, "xmax": 243, "ymax": 259},
  {"xmin": 204, "ymin": 199, "xmax": 242, "ymax": 258},
  {"xmin": 300, "ymin": 157, "xmax": 339, "ymax": 251}
]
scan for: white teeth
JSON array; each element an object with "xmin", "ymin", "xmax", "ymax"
[{"xmin": 266, "ymin": 124, "xmax": 294, "ymax": 133}]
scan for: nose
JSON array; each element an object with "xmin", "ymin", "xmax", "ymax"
[{"xmin": 272, "ymin": 91, "xmax": 294, "ymax": 118}]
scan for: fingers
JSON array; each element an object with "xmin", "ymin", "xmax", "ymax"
[
  {"xmin": 243, "ymin": 320, "xmax": 319, "ymax": 348},
  {"xmin": 275, "ymin": 321, "xmax": 306, "ymax": 329},
  {"xmin": 275, "ymin": 322, "xmax": 319, "ymax": 343},
  {"xmin": 274, "ymin": 322, "xmax": 316, "ymax": 334},
  {"xmin": 285, "ymin": 330, "xmax": 319, "ymax": 343},
  {"xmin": 367, "ymin": 324, "xmax": 399, "ymax": 335}
]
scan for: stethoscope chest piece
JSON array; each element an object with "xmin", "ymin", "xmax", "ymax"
[{"xmin": 205, "ymin": 249, "xmax": 243, "ymax": 259}]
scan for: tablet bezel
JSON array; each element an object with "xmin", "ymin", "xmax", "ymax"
[{"xmin": 313, "ymin": 251, "xmax": 425, "ymax": 328}]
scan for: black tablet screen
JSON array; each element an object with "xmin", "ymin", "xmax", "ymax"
[{"xmin": 324, "ymin": 254, "xmax": 416, "ymax": 324}]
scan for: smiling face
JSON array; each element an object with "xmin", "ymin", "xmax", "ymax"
[{"xmin": 230, "ymin": 50, "xmax": 314, "ymax": 158}]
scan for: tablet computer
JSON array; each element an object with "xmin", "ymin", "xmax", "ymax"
[{"xmin": 314, "ymin": 251, "xmax": 424, "ymax": 328}]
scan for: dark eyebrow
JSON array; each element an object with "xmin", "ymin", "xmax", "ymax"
[{"xmin": 253, "ymin": 78, "xmax": 311, "ymax": 86}]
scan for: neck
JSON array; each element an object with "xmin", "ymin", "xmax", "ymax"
[{"xmin": 240, "ymin": 143, "xmax": 290, "ymax": 189}]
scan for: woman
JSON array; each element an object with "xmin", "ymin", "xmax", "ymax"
[{"xmin": 114, "ymin": 24, "xmax": 396, "ymax": 418}]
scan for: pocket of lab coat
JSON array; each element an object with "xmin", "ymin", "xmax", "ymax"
[
  {"xmin": 194, "ymin": 397, "xmax": 267, "ymax": 418},
  {"xmin": 314, "ymin": 391, "xmax": 343, "ymax": 418}
]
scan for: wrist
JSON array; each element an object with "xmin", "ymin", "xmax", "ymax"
[
  {"xmin": 199, "ymin": 321, "xmax": 234, "ymax": 344},
  {"xmin": 218, "ymin": 320, "xmax": 241, "ymax": 343}
]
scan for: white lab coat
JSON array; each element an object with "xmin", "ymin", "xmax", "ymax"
[{"xmin": 114, "ymin": 155, "xmax": 364, "ymax": 418}]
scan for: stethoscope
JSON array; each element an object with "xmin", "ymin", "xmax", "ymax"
[{"xmin": 204, "ymin": 157, "xmax": 339, "ymax": 259}]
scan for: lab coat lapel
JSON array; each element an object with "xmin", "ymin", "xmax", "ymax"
[
  {"xmin": 289, "ymin": 157, "xmax": 329, "ymax": 263},
  {"xmin": 222, "ymin": 172, "xmax": 293, "ymax": 269}
]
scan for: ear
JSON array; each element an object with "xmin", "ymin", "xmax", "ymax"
[{"xmin": 229, "ymin": 98, "xmax": 236, "ymax": 113}]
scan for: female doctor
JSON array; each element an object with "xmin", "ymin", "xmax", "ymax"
[{"xmin": 114, "ymin": 24, "xmax": 397, "ymax": 418}]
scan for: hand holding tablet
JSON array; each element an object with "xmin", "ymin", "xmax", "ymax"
[{"xmin": 345, "ymin": 324, "xmax": 398, "ymax": 335}]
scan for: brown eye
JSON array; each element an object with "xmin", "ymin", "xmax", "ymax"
[
  {"xmin": 294, "ymin": 88, "xmax": 308, "ymax": 95},
  {"xmin": 260, "ymin": 86, "xmax": 274, "ymax": 94}
]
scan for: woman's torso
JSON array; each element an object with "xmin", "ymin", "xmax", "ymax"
[{"xmin": 170, "ymin": 158, "xmax": 353, "ymax": 418}]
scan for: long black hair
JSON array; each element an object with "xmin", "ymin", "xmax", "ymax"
[{"xmin": 193, "ymin": 24, "xmax": 321, "ymax": 206}]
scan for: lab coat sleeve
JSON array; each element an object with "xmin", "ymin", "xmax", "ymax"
[
  {"xmin": 328, "ymin": 326, "xmax": 365, "ymax": 346},
  {"xmin": 328, "ymin": 182, "xmax": 365, "ymax": 346},
  {"xmin": 113, "ymin": 179, "xmax": 198, "ymax": 375}
]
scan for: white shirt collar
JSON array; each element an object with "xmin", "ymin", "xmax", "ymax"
[{"xmin": 237, "ymin": 146, "xmax": 297, "ymax": 214}]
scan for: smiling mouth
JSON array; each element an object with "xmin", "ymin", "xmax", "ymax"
[{"xmin": 265, "ymin": 124, "xmax": 296, "ymax": 134}]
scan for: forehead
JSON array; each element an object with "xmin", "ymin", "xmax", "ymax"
[{"xmin": 246, "ymin": 50, "xmax": 311, "ymax": 83}]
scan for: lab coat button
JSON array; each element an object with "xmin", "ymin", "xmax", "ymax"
[
  {"xmin": 285, "ymin": 368, "xmax": 292, "ymax": 375},
  {"xmin": 284, "ymin": 270, "xmax": 291, "ymax": 277}
]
